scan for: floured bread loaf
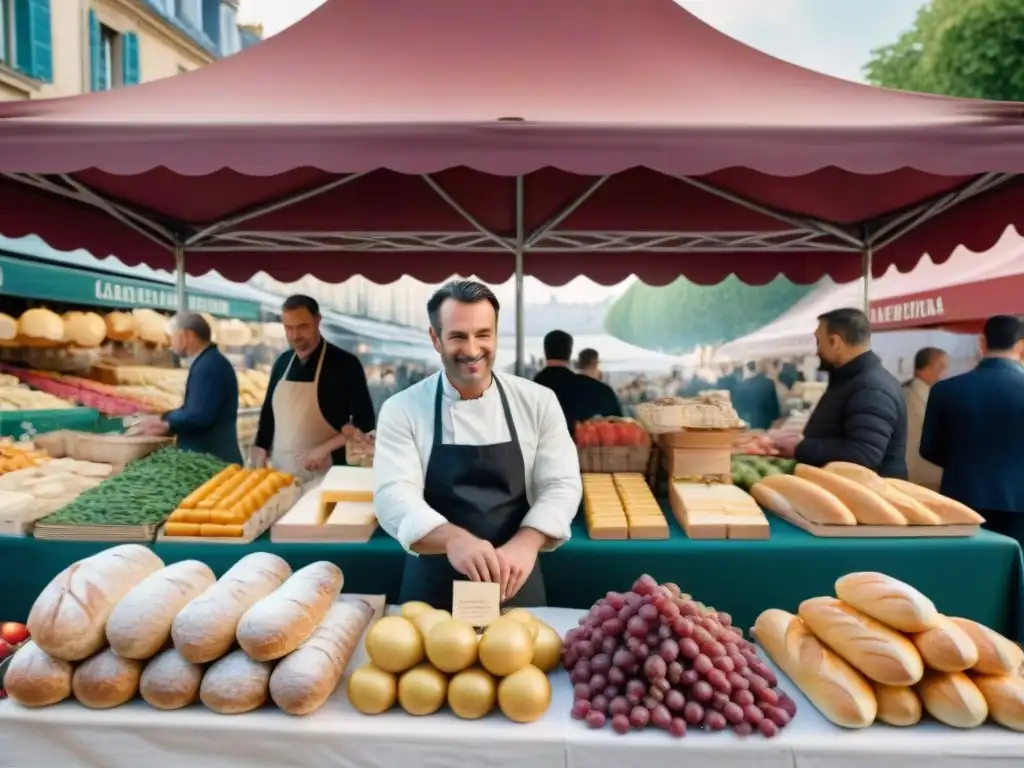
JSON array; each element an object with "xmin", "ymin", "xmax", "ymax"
[
  {"xmin": 2, "ymin": 640, "xmax": 73, "ymax": 707},
  {"xmin": 172, "ymin": 552, "xmax": 292, "ymax": 663},
  {"xmin": 72, "ymin": 648, "xmax": 143, "ymax": 709},
  {"xmin": 200, "ymin": 650, "xmax": 273, "ymax": 714},
  {"xmin": 27, "ymin": 544, "xmax": 164, "ymax": 661},
  {"xmin": 140, "ymin": 649, "xmax": 204, "ymax": 710}
]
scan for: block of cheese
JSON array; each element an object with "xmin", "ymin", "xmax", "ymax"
[
  {"xmin": 319, "ymin": 466, "xmax": 375, "ymax": 503},
  {"xmin": 728, "ymin": 516, "xmax": 770, "ymax": 540},
  {"xmin": 588, "ymin": 519, "xmax": 629, "ymax": 539},
  {"xmin": 628, "ymin": 518, "xmax": 670, "ymax": 539}
]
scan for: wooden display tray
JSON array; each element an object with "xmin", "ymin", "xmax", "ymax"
[
  {"xmin": 271, "ymin": 483, "xmax": 377, "ymax": 543},
  {"xmin": 769, "ymin": 505, "xmax": 980, "ymax": 538},
  {"xmin": 155, "ymin": 484, "xmax": 300, "ymax": 545}
]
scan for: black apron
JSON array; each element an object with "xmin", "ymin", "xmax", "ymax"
[{"xmin": 398, "ymin": 375, "xmax": 547, "ymax": 612}]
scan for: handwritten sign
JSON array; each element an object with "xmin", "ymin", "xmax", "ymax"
[{"xmin": 452, "ymin": 581, "xmax": 500, "ymax": 627}]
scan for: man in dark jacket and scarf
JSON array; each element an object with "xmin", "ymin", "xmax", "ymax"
[{"xmin": 774, "ymin": 308, "xmax": 908, "ymax": 478}]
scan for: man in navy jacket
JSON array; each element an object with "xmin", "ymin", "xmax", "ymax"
[
  {"xmin": 921, "ymin": 315, "xmax": 1024, "ymax": 542},
  {"xmin": 137, "ymin": 312, "xmax": 242, "ymax": 464}
]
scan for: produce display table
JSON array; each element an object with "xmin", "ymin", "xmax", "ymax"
[
  {"xmin": 2, "ymin": 515, "xmax": 1022, "ymax": 641},
  {"xmin": 1, "ymin": 608, "xmax": 1021, "ymax": 768},
  {"xmin": 0, "ymin": 407, "xmax": 100, "ymax": 438}
]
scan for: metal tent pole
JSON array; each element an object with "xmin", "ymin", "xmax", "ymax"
[
  {"xmin": 174, "ymin": 245, "xmax": 187, "ymax": 313},
  {"xmin": 861, "ymin": 243, "xmax": 873, "ymax": 313},
  {"xmin": 514, "ymin": 176, "xmax": 525, "ymax": 376}
]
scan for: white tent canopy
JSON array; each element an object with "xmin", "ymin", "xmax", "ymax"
[{"xmin": 496, "ymin": 333, "xmax": 693, "ymax": 373}]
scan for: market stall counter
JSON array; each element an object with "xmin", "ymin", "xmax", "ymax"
[
  {"xmin": 2, "ymin": 514, "xmax": 1021, "ymax": 642},
  {"xmin": 1, "ymin": 607, "xmax": 1022, "ymax": 768}
]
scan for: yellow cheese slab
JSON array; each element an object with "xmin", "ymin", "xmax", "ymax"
[
  {"xmin": 326, "ymin": 501, "xmax": 377, "ymax": 526},
  {"xmin": 319, "ymin": 466, "xmax": 375, "ymax": 503}
]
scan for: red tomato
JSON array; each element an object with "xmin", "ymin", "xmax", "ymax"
[
  {"xmin": 615, "ymin": 422, "xmax": 640, "ymax": 446},
  {"xmin": 576, "ymin": 423, "xmax": 598, "ymax": 448},
  {"xmin": 0, "ymin": 638, "xmax": 12, "ymax": 661},
  {"xmin": 0, "ymin": 622, "xmax": 28, "ymax": 646},
  {"xmin": 595, "ymin": 421, "xmax": 618, "ymax": 446}
]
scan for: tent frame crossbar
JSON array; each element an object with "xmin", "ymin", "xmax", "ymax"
[{"xmin": 2, "ymin": 169, "xmax": 1018, "ymax": 372}]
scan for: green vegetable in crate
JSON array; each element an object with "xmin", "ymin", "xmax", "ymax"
[
  {"xmin": 38, "ymin": 447, "xmax": 228, "ymax": 527},
  {"xmin": 731, "ymin": 462, "xmax": 762, "ymax": 491}
]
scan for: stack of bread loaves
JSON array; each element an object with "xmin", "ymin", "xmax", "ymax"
[
  {"xmin": 751, "ymin": 462, "xmax": 987, "ymax": 527},
  {"xmin": 755, "ymin": 571, "xmax": 1024, "ymax": 731},
  {"xmin": 3, "ymin": 545, "xmax": 375, "ymax": 716}
]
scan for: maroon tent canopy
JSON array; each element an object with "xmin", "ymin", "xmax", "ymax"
[{"xmin": 0, "ymin": 0, "xmax": 1023, "ymax": 286}]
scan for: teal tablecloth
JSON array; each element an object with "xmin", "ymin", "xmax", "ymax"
[{"xmin": 3, "ymin": 514, "xmax": 1021, "ymax": 639}]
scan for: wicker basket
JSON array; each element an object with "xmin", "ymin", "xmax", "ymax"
[
  {"xmin": 72, "ymin": 434, "xmax": 172, "ymax": 466},
  {"xmin": 578, "ymin": 445, "xmax": 651, "ymax": 474}
]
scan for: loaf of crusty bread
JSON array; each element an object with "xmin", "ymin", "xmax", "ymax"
[
  {"xmin": 27, "ymin": 544, "xmax": 164, "ymax": 661},
  {"xmin": 750, "ymin": 474, "xmax": 857, "ymax": 525},
  {"xmin": 884, "ymin": 479, "xmax": 986, "ymax": 525},
  {"xmin": 71, "ymin": 648, "xmax": 143, "ymax": 709},
  {"xmin": 270, "ymin": 600, "xmax": 373, "ymax": 715},
  {"xmin": 172, "ymin": 552, "xmax": 292, "ymax": 663},
  {"xmin": 106, "ymin": 560, "xmax": 216, "ymax": 660},
  {"xmin": 2, "ymin": 640, "xmax": 73, "ymax": 707},
  {"xmin": 140, "ymin": 649, "xmax": 204, "ymax": 710},
  {"xmin": 237, "ymin": 561, "xmax": 343, "ymax": 661},
  {"xmin": 823, "ymin": 463, "xmax": 941, "ymax": 525},
  {"xmin": 794, "ymin": 465, "xmax": 906, "ymax": 525},
  {"xmin": 871, "ymin": 683, "xmax": 922, "ymax": 726},
  {"xmin": 834, "ymin": 572, "xmax": 939, "ymax": 633},
  {"xmin": 973, "ymin": 674, "xmax": 1024, "ymax": 732},
  {"xmin": 912, "ymin": 616, "xmax": 979, "ymax": 672},
  {"xmin": 916, "ymin": 671, "xmax": 988, "ymax": 728},
  {"xmin": 754, "ymin": 608, "xmax": 876, "ymax": 728},
  {"xmin": 950, "ymin": 617, "xmax": 1024, "ymax": 676},
  {"xmin": 200, "ymin": 650, "xmax": 273, "ymax": 714},
  {"xmin": 798, "ymin": 597, "xmax": 924, "ymax": 685}
]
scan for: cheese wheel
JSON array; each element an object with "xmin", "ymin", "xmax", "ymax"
[
  {"xmin": 0, "ymin": 312, "xmax": 17, "ymax": 341},
  {"xmin": 797, "ymin": 597, "xmax": 924, "ymax": 685},
  {"xmin": 823, "ymin": 462, "xmax": 942, "ymax": 525},
  {"xmin": 18, "ymin": 308, "xmax": 64, "ymax": 342},
  {"xmin": 794, "ymin": 464, "xmax": 906, "ymax": 525},
  {"xmin": 106, "ymin": 560, "xmax": 217, "ymax": 660},
  {"xmin": 62, "ymin": 311, "xmax": 107, "ymax": 348},
  {"xmin": 750, "ymin": 474, "xmax": 856, "ymax": 525}
]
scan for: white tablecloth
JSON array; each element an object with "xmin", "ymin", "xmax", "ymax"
[{"xmin": 1, "ymin": 608, "xmax": 1022, "ymax": 768}]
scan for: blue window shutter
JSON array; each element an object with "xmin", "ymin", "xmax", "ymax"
[
  {"xmin": 88, "ymin": 10, "xmax": 103, "ymax": 91},
  {"xmin": 121, "ymin": 32, "xmax": 140, "ymax": 86},
  {"xmin": 13, "ymin": 0, "xmax": 53, "ymax": 82}
]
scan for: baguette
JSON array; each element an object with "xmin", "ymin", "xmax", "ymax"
[
  {"xmin": 824, "ymin": 463, "xmax": 942, "ymax": 525},
  {"xmin": 269, "ymin": 600, "xmax": 374, "ymax": 715},
  {"xmin": 797, "ymin": 597, "xmax": 924, "ymax": 685},
  {"xmin": 71, "ymin": 648, "xmax": 143, "ymax": 709},
  {"xmin": 200, "ymin": 650, "xmax": 273, "ymax": 714},
  {"xmin": 833, "ymin": 572, "xmax": 939, "ymax": 633},
  {"xmin": 750, "ymin": 474, "xmax": 856, "ymax": 525},
  {"xmin": 972, "ymin": 674, "xmax": 1024, "ymax": 732},
  {"xmin": 794, "ymin": 465, "xmax": 906, "ymax": 525},
  {"xmin": 884, "ymin": 479, "xmax": 985, "ymax": 525},
  {"xmin": 27, "ymin": 544, "xmax": 164, "ymax": 661},
  {"xmin": 106, "ymin": 560, "xmax": 216, "ymax": 660},
  {"xmin": 915, "ymin": 671, "xmax": 987, "ymax": 728},
  {"xmin": 172, "ymin": 552, "xmax": 292, "ymax": 663},
  {"xmin": 911, "ymin": 616, "xmax": 979, "ymax": 672},
  {"xmin": 871, "ymin": 683, "xmax": 922, "ymax": 726},
  {"xmin": 140, "ymin": 649, "xmax": 204, "ymax": 710},
  {"xmin": 237, "ymin": 561, "xmax": 343, "ymax": 661},
  {"xmin": 950, "ymin": 617, "xmax": 1024, "ymax": 676},
  {"xmin": 2, "ymin": 640, "xmax": 73, "ymax": 707},
  {"xmin": 753, "ymin": 608, "xmax": 876, "ymax": 728}
]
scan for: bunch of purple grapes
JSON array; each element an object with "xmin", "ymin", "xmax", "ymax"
[{"xmin": 565, "ymin": 575, "xmax": 796, "ymax": 738}]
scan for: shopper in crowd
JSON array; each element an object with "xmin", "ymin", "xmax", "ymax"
[
  {"xmin": 136, "ymin": 312, "xmax": 242, "ymax": 464},
  {"xmin": 251, "ymin": 294, "xmax": 375, "ymax": 483},
  {"xmin": 904, "ymin": 347, "xmax": 948, "ymax": 490},
  {"xmin": 373, "ymin": 280, "xmax": 581, "ymax": 609},
  {"xmin": 534, "ymin": 332, "xmax": 622, "ymax": 437},
  {"xmin": 715, "ymin": 363, "xmax": 743, "ymax": 394},
  {"xmin": 774, "ymin": 308, "xmax": 908, "ymax": 477},
  {"xmin": 921, "ymin": 315, "xmax": 1024, "ymax": 541},
  {"xmin": 735, "ymin": 360, "xmax": 780, "ymax": 430}
]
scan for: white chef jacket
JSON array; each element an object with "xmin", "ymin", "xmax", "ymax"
[{"xmin": 374, "ymin": 371, "xmax": 582, "ymax": 554}]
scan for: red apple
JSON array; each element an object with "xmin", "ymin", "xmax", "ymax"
[
  {"xmin": 0, "ymin": 638, "xmax": 12, "ymax": 661},
  {"xmin": 1, "ymin": 622, "xmax": 29, "ymax": 646}
]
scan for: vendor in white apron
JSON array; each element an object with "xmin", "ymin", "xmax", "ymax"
[
  {"xmin": 372, "ymin": 280, "xmax": 582, "ymax": 610},
  {"xmin": 250, "ymin": 295, "xmax": 376, "ymax": 484}
]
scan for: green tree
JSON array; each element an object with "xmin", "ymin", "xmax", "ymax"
[
  {"xmin": 603, "ymin": 276, "xmax": 817, "ymax": 353},
  {"xmin": 864, "ymin": 0, "xmax": 1024, "ymax": 101}
]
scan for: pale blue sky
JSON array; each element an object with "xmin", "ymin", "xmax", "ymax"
[{"xmin": 240, "ymin": 0, "xmax": 928, "ymax": 83}]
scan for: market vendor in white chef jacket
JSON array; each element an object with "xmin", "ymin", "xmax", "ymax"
[{"xmin": 373, "ymin": 280, "xmax": 582, "ymax": 611}]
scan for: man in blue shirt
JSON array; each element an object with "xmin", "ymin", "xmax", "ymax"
[{"xmin": 137, "ymin": 312, "xmax": 242, "ymax": 464}]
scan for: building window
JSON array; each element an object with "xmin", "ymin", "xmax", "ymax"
[
  {"xmin": 0, "ymin": 0, "xmax": 11, "ymax": 65},
  {"xmin": 218, "ymin": 3, "xmax": 239, "ymax": 55},
  {"xmin": 176, "ymin": 0, "xmax": 201, "ymax": 29},
  {"xmin": 89, "ymin": 10, "xmax": 139, "ymax": 90},
  {"xmin": 99, "ymin": 23, "xmax": 118, "ymax": 89}
]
